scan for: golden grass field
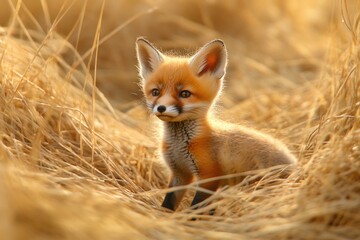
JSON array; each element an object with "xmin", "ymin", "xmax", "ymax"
[{"xmin": 0, "ymin": 0, "xmax": 359, "ymax": 239}]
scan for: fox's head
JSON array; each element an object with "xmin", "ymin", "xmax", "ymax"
[{"xmin": 136, "ymin": 38, "xmax": 227, "ymax": 122}]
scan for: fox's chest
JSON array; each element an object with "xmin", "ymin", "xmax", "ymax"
[{"xmin": 163, "ymin": 121, "xmax": 200, "ymax": 174}]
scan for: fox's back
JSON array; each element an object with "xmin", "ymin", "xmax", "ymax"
[{"xmin": 210, "ymin": 121, "xmax": 297, "ymax": 176}]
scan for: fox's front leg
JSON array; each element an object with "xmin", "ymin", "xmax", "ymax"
[
  {"xmin": 190, "ymin": 158, "xmax": 221, "ymax": 211},
  {"xmin": 162, "ymin": 173, "xmax": 193, "ymax": 211},
  {"xmin": 190, "ymin": 177, "xmax": 220, "ymax": 210}
]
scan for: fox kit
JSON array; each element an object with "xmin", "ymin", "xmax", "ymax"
[{"xmin": 135, "ymin": 37, "xmax": 297, "ymax": 212}]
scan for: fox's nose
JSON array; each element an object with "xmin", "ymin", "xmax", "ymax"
[{"xmin": 157, "ymin": 105, "xmax": 166, "ymax": 113}]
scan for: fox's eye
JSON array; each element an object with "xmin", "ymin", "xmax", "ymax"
[
  {"xmin": 151, "ymin": 88, "xmax": 160, "ymax": 96},
  {"xmin": 179, "ymin": 90, "xmax": 191, "ymax": 98}
]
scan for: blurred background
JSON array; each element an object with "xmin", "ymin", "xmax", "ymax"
[{"xmin": 0, "ymin": 0, "xmax": 346, "ymax": 109}]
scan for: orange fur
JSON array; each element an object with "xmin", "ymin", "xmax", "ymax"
[{"xmin": 135, "ymin": 37, "xmax": 297, "ymax": 212}]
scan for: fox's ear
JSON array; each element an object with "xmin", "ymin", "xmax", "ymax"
[
  {"xmin": 136, "ymin": 37, "xmax": 164, "ymax": 79},
  {"xmin": 189, "ymin": 39, "xmax": 227, "ymax": 79}
]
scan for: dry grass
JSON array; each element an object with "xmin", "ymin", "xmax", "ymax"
[{"xmin": 0, "ymin": 0, "xmax": 359, "ymax": 239}]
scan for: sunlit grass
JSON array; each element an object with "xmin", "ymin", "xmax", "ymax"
[{"xmin": 0, "ymin": 0, "xmax": 359, "ymax": 239}]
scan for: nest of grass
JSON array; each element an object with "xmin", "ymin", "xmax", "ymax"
[{"xmin": 0, "ymin": 0, "xmax": 359, "ymax": 239}]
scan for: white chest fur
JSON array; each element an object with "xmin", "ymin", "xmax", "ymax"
[{"xmin": 163, "ymin": 120, "xmax": 200, "ymax": 175}]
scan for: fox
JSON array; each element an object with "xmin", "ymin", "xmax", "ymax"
[{"xmin": 135, "ymin": 37, "xmax": 297, "ymax": 212}]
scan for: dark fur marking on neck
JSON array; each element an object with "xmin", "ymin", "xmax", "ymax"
[{"xmin": 165, "ymin": 120, "xmax": 200, "ymax": 175}]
